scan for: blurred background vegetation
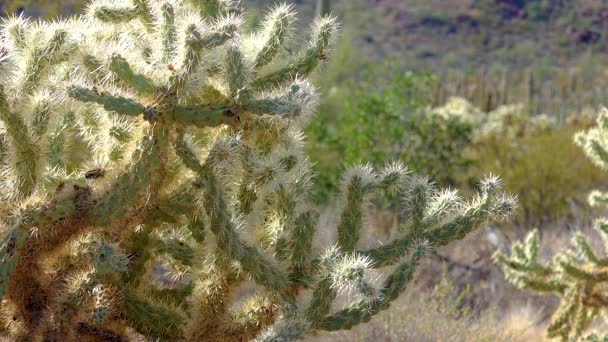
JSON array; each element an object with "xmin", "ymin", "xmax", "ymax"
[{"xmin": 4, "ymin": 0, "xmax": 608, "ymax": 339}]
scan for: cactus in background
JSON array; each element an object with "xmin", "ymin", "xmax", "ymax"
[
  {"xmin": 495, "ymin": 108, "xmax": 608, "ymax": 341},
  {"xmin": 0, "ymin": 1, "xmax": 514, "ymax": 340}
]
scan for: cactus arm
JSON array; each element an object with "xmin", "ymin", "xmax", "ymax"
[
  {"xmin": 108, "ymin": 53, "xmax": 156, "ymax": 95},
  {"xmin": 319, "ymin": 242, "xmax": 427, "ymax": 331},
  {"xmin": 46, "ymin": 111, "xmax": 74, "ymax": 169},
  {"xmin": 19, "ymin": 29, "xmax": 75, "ymax": 96},
  {"xmin": 92, "ymin": 4, "xmax": 139, "ymax": 23},
  {"xmin": 4, "ymin": 16, "xmax": 29, "ymax": 50},
  {"xmin": 336, "ymin": 170, "xmax": 370, "ymax": 253},
  {"xmin": 189, "ymin": 0, "xmax": 241, "ymax": 18},
  {"xmin": 203, "ymin": 168, "xmax": 290, "ymax": 293},
  {"xmin": 305, "ymin": 277, "xmax": 336, "ymax": 325},
  {"xmin": 142, "ymin": 282, "xmax": 194, "ymax": 311},
  {"xmin": 159, "ymin": 3, "xmax": 177, "ymax": 64},
  {"xmin": 133, "ymin": 0, "xmax": 155, "ymax": 30},
  {"xmin": 243, "ymin": 98, "xmax": 300, "ymax": 117},
  {"xmin": 88, "ymin": 125, "xmax": 169, "ymax": 226},
  {"xmin": 172, "ymin": 19, "xmax": 238, "ymax": 90},
  {"xmin": 186, "ymin": 215, "xmax": 206, "ymax": 243},
  {"xmin": 30, "ymin": 96, "xmax": 52, "ymax": 138},
  {"xmin": 227, "ymin": 46, "xmax": 246, "ymax": 98},
  {"xmin": 0, "ymin": 226, "xmax": 29, "ymax": 299},
  {"xmin": 0, "ymin": 191, "xmax": 84, "ymax": 303},
  {"xmin": 120, "ymin": 228, "xmax": 154, "ymax": 286},
  {"xmin": 287, "ymin": 211, "xmax": 317, "ymax": 282},
  {"xmin": 90, "ymin": 0, "xmax": 154, "ymax": 28},
  {"xmin": 254, "ymin": 4, "xmax": 295, "ymax": 69},
  {"xmin": 67, "ymin": 86, "xmax": 145, "ymax": 117},
  {"xmin": 250, "ymin": 16, "xmax": 337, "ymax": 91},
  {"xmin": 560, "ymin": 261, "xmax": 608, "ymax": 282},
  {"xmin": 120, "ymin": 286, "xmax": 183, "ymax": 339},
  {"xmin": 362, "ymin": 196, "xmax": 496, "ymax": 268},
  {"xmin": 0, "ymin": 86, "xmax": 38, "ymax": 196},
  {"xmin": 174, "ymin": 132, "xmax": 290, "ymax": 293},
  {"xmin": 154, "ymin": 237, "xmax": 195, "ymax": 266}
]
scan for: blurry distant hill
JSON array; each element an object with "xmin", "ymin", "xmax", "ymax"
[
  {"xmin": 4, "ymin": 0, "xmax": 608, "ymax": 69},
  {"xmin": 334, "ymin": 0, "xmax": 608, "ymax": 70}
]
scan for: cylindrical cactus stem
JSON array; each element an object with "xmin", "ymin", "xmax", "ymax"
[
  {"xmin": 67, "ymin": 86, "xmax": 145, "ymax": 118},
  {"xmin": 154, "ymin": 235, "xmax": 195, "ymax": 267},
  {"xmin": 175, "ymin": 131, "xmax": 290, "ymax": 293},
  {"xmin": 319, "ymin": 241, "xmax": 427, "ymax": 331},
  {"xmin": 316, "ymin": 0, "xmax": 331, "ymax": 17},
  {"xmin": 184, "ymin": 270, "xmax": 233, "ymax": 340},
  {"xmin": 30, "ymin": 93, "xmax": 53, "ymax": 138},
  {"xmin": 288, "ymin": 210, "xmax": 317, "ymax": 281},
  {"xmin": 108, "ymin": 53, "xmax": 156, "ymax": 95},
  {"xmin": 336, "ymin": 165, "xmax": 376, "ymax": 253},
  {"xmin": 172, "ymin": 18, "xmax": 238, "ymax": 89},
  {"xmin": 204, "ymin": 170, "xmax": 290, "ymax": 293},
  {"xmin": 305, "ymin": 247, "xmax": 340, "ymax": 325},
  {"xmin": 0, "ymin": 192, "xmax": 85, "ymax": 318},
  {"xmin": 0, "ymin": 86, "xmax": 38, "ymax": 196},
  {"xmin": 227, "ymin": 46, "xmax": 246, "ymax": 98},
  {"xmin": 401, "ymin": 175, "xmax": 432, "ymax": 233},
  {"xmin": 192, "ymin": 0, "xmax": 240, "ymax": 18},
  {"xmin": 19, "ymin": 28, "xmax": 75, "ymax": 96},
  {"xmin": 3, "ymin": 15, "xmax": 29, "ymax": 50},
  {"xmin": 254, "ymin": 4, "xmax": 295, "ymax": 69},
  {"xmin": 88, "ymin": 125, "xmax": 169, "ymax": 226},
  {"xmin": 90, "ymin": 0, "xmax": 152, "ymax": 26},
  {"xmin": 185, "ymin": 215, "xmax": 206, "ymax": 243},
  {"xmin": 120, "ymin": 285, "xmax": 183, "ymax": 339},
  {"xmin": 251, "ymin": 16, "xmax": 338, "ymax": 91},
  {"xmin": 133, "ymin": 0, "xmax": 155, "ymax": 31},
  {"xmin": 362, "ymin": 184, "xmax": 514, "ymax": 268},
  {"xmin": 159, "ymin": 3, "xmax": 177, "ymax": 63}
]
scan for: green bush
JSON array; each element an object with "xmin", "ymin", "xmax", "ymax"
[
  {"xmin": 431, "ymin": 96, "xmax": 603, "ymax": 226},
  {"xmin": 307, "ymin": 70, "xmax": 473, "ymax": 202},
  {"xmin": 495, "ymin": 108, "xmax": 608, "ymax": 341},
  {"xmin": 471, "ymin": 125, "xmax": 604, "ymax": 226}
]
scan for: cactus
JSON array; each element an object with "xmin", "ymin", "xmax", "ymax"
[
  {"xmin": 495, "ymin": 108, "xmax": 608, "ymax": 341},
  {"xmin": 0, "ymin": 1, "xmax": 515, "ymax": 340}
]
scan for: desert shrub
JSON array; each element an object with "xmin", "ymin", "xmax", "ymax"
[
  {"xmin": 496, "ymin": 108, "xmax": 608, "ymax": 341},
  {"xmin": 434, "ymin": 97, "xmax": 604, "ymax": 226},
  {"xmin": 472, "ymin": 125, "xmax": 603, "ymax": 226},
  {"xmin": 307, "ymin": 71, "xmax": 473, "ymax": 202},
  {"xmin": 0, "ymin": 1, "xmax": 515, "ymax": 340}
]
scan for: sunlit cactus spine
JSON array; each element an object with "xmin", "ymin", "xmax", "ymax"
[
  {"xmin": 0, "ymin": 1, "xmax": 514, "ymax": 340},
  {"xmin": 495, "ymin": 108, "xmax": 608, "ymax": 341}
]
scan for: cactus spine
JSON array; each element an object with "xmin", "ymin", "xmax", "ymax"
[{"xmin": 0, "ymin": 1, "xmax": 514, "ymax": 340}]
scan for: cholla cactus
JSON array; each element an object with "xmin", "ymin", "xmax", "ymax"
[
  {"xmin": 0, "ymin": 1, "xmax": 514, "ymax": 340},
  {"xmin": 495, "ymin": 108, "xmax": 608, "ymax": 341}
]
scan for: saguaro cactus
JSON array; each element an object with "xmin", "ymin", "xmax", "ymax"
[
  {"xmin": 495, "ymin": 108, "xmax": 608, "ymax": 341},
  {"xmin": 0, "ymin": 1, "xmax": 514, "ymax": 340}
]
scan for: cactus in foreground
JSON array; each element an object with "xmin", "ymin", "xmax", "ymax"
[
  {"xmin": 495, "ymin": 108, "xmax": 608, "ymax": 341},
  {"xmin": 0, "ymin": 1, "xmax": 514, "ymax": 340}
]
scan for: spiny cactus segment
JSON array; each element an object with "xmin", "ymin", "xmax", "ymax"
[{"xmin": 0, "ymin": 1, "xmax": 513, "ymax": 340}]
